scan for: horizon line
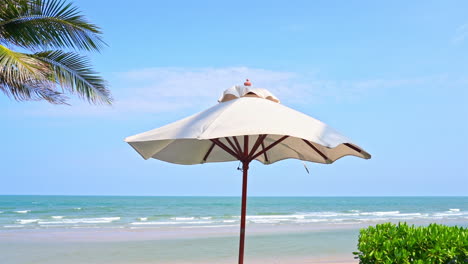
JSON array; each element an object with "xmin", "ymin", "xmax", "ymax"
[{"xmin": 1, "ymin": 194, "xmax": 467, "ymax": 198}]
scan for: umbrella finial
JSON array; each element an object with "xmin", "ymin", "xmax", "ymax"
[{"xmin": 244, "ymin": 79, "xmax": 251, "ymax": 86}]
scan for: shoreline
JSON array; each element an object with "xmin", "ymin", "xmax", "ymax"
[
  {"xmin": 1, "ymin": 218, "xmax": 466, "ymax": 242},
  {"xmin": 1, "ymin": 196, "xmax": 466, "ymax": 264},
  {"xmin": 0, "ymin": 222, "xmax": 362, "ymax": 242}
]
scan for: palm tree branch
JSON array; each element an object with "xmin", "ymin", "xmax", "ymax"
[
  {"xmin": 0, "ymin": 76, "xmax": 69, "ymax": 104},
  {"xmin": 0, "ymin": 43, "xmax": 66, "ymax": 103},
  {"xmin": 0, "ymin": 44, "xmax": 48, "ymax": 83},
  {"xmin": 32, "ymin": 50, "xmax": 111, "ymax": 104},
  {"xmin": 0, "ymin": 0, "xmax": 105, "ymax": 51}
]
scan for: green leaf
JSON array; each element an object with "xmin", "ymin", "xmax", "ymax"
[
  {"xmin": 32, "ymin": 50, "xmax": 111, "ymax": 104},
  {"xmin": 0, "ymin": 0, "xmax": 105, "ymax": 51}
]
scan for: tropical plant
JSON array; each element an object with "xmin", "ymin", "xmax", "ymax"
[
  {"xmin": 353, "ymin": 222, "xmax": 468, "ymax": 264},
  {"xmin": 0, "ymin": 0, "xmax": 111, "ymax": 104}
]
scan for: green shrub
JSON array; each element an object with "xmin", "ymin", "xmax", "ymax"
[{"xmin": 353, "ymin": 222, "xmax": 468, "ymax": 264}]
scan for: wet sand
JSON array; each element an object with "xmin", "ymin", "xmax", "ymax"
[{"xmin": 0, "ymin": 224, "xmax": 360, "ymax": 264}]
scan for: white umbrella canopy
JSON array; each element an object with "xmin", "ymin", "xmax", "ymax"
[
  {"xmin": 125, "ymin": 81, "xmax": 371, "ymax": 264},
  {"xmin": 125, "ymin": 85, "xmax": 370, "ymax": 165}
]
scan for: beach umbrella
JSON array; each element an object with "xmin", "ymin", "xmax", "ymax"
[{"xmin": 125, "ymin": 80, "xmax": 371, "ymax": 264}]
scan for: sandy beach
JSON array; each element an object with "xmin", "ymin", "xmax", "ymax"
[{"xmin": 0, "ymin": 224, "xmax": 359, "ymax": 264}]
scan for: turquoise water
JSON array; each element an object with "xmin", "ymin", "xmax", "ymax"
[
  {"xmin": 1, "ymin": 196, "xmax": 467, "ymax": 264},
  {"xmin": 1, "ymin": 196, "xmax": 467, "ymax": 229}
]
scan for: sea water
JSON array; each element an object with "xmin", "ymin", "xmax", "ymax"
[
  {"xmin": 1, "ymin": 196, "xmax": 467, "ymax": 230},
  {"xmin": 1, "ymin": 196, "xmax": 467, "ymax": 264}
]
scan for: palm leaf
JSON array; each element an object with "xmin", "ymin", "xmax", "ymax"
[
  {"xmin": 32, "ymin": 50, "xmax": 111, "ymax": 104},
  {"xmin": 0, "ymin": 43, "xmax": 47, "ymax": 83},
  {"xmin": 0, "ymin": 0, "xmax": 111, "ymax": 105},
  {"xmin": 0, "ymin": 76, "xmax": 69, "ymax": 104},
  {"xmin": 0, "ymin": 0, "xmax": 105, "ymax": 51},
  {"xmin": 0, "ymin": 43, "xmax": 70, "ymax": 103}
]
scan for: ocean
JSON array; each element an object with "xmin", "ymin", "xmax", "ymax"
[
  {"xmin": 1, "ymin": 196, "xmax": 467, "ymax": 264},
  {"xmin": 1, "ymin": 196, "xmax": 467, "ymax": 230}
]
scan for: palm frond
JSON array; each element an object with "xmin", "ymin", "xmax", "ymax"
[
  {"xmin": 0, "ymin": 43, "xmax": 70, "ymax": 103},
  {"xmin": 0, "ymin": 76, "xmax": 69, "ymax": 104},
  {"xmin": 0, "ymin": 43, "xmax": 47, "ymax": 83},
  {"xmin": 32, "ymin": 50, "xmax": 112, "ymax": 104},
  {"xmin": 0, "ymin": 0, "xmax": 105, "ymax": 51}
]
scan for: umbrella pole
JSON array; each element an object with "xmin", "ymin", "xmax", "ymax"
[{"xmin": 238, "ymin": 161, "xmax": 249, "ymax": 264}]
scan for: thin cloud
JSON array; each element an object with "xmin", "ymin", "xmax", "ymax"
[
  {"xmin": 17, "ymin": 67, "xmax": 297, "ymax": 117},
  {"xmin": 114, "ymin": 67, "xmax": 297, "ymax": 114},
  {"xmin": 11, "ymin": 67, "xmax": 462, "ymax": 118},
  {"xmin": 120, "ymin": 67, "xmax": 295, "ymax": 98},
  {"xmin": 453, "ymin": 23, "xmax": 468, "ymax": 44}
]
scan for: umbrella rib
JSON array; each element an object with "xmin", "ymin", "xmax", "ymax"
[
  {"xmin": 344, "ymin": 143, "xmax": 362, "ymax": 153},
  {"xmin": 232, "ymin": 136, "xmax": 242, "ymax": 154},
  {"xmin": 243, "ymin": 135, "xmax": 249, "ymax": 159},
  {"xmin": 210, "ymin": 138, "xmax": 241, "ymax": 160},
  {"xmin": 261, "ymin": 141, "xmax": 269, "ymax": 162},
  {"xmin": 247, "ymin": 134, "xmax": 267, "ymax": 160},
  {"xmin": 202, "ymin": 142, "xmax": 216, "ymax": 162},
  {"xmin": 225, "ymin": 137, "xmax": 242, "ymax": 156},
  {"xmin": 302, "ymin": 139, "xmax": 332, "ymax": 163},
  {"xmin": 250, "ymin": 136, "xmax": 289, "ymax": 161}
]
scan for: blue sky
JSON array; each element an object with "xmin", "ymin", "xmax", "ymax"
[{"xmin": 1, "ymin": 0, "xmax": 467, "ymax": 196}]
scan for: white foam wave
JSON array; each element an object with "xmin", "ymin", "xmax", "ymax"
[
  {"xmin": 3, "ymin": 225, "xmax": 24, "ymax": 228},
  {"xmin": 17, "ymin": 219, "xmax": 40, "ymax": 224},
  {"xmin": 71, "ymin": 226, "xmax": 107, "ymax": 229},
  {"xmin": 247, "ymin": 215, "xmax": 305, "ymax": 219},
  {"xmin": 181, "ymin": 224, "xmax": 237, "ymax": 228},
  {"xmin": 433, "ymin": 212, "xmax": 463, "ymax": 217},
  {"xmin": 250, "ymin": 219, "xmax": 281, "ymax": 224},
  {"xmin": 305, "ymin": 212, "xmax": 340, "ymax": 217},
  {"xmin": 396, "ymin": 213, "xmax": 422, "ymax": 217},
  {"xmin": 357, "ymin": 217, "xmax": 389, "ymax": 222},
  {"xmin": 295, "ymin": 219, "xmax": 329, "ymax": 223},
  {"xmin": 171, "ymin": 217, "xmax": 195, "ymax": 221},
  {"xmin": 234, "ymin": 211, "xmax": 435, "ymax": 225},
  {"xmin": 129, "ymin": 226, "xmax": 161, "ymax": 230},
  {"xmin": 130, "ymin": 221, "xmax": 178, "ymax": 225},
  {"xmin": 5, "ymin": 208, "xmax": 466, "ymax": 230},
  {"xmin": 360, "ymin": 211, "xmax": 400, "ymax": 216},
  {"xmin": 331, "ymin": 218, "xmax": 345, "ymax": 222},
  {"xmin": 38, "ymin": 217, "xmax": 120, "ymax": 225},
  {"xmin": 14, "ymin": 210, "xmax": 30, "ymax": 214},
  {"xmin": 39, "ymin": 224, "xmax": 70, "ymax": 228},
  {"xmin": 168, "ymin": 216, "xmax": 212, "ymax": 221},
  {"xmin": 74, "ymin": 207, "xmax": 82, "ymax": 210},
  {"xmin": 130, "ymin": 220, "xmax": 214, "ymax": 226},
  {"xmin": 139, "ymin": 209, "xmax": 468, "ymax": 227}
]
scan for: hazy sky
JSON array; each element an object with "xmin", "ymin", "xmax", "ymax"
[{"xmin": 1, "ymin": 0, "xmax": 467, "ymax": 196}]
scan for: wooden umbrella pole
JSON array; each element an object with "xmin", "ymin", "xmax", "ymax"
[{"xmin": 238, "ymin": 161, "xmax": 249, "ymax": 264}]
